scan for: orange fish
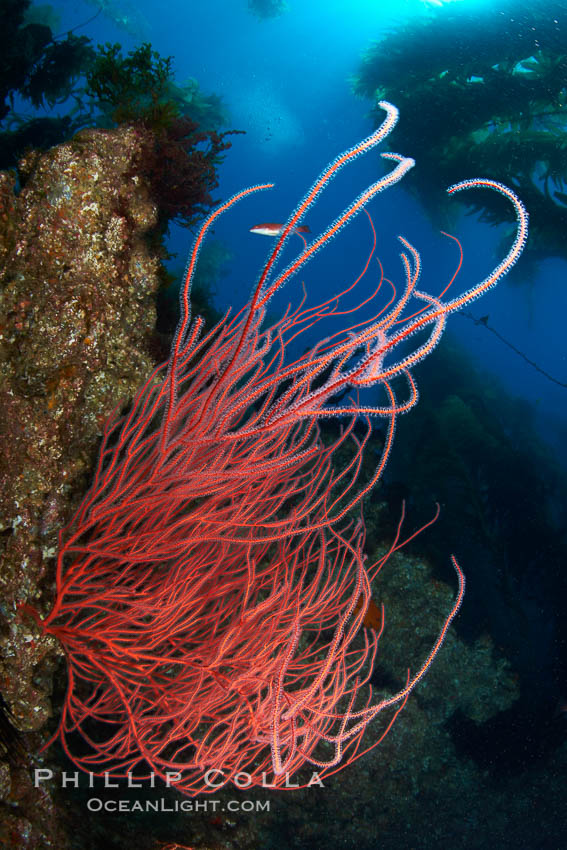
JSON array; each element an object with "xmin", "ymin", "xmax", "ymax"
[
  {"xmin": 354, "ymin": 595, "xmax": 383, "ymax": 631},
  {"xmin": 250, "ymin": 222, "xmax": 311, "ymax": 237}
]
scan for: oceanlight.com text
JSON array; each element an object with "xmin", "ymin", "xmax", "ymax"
[{"xmin": 86, "ymin": 797, "xmax": 270, "ymax": 813}]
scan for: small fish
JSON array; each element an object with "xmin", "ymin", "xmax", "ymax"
[
  {"xmin": 250, "ymin": 222, "xmax": 311, "ymax": 237},
  {"xmin": 354, "ymin": 595, "xmax": 383, "ymax": 631}
]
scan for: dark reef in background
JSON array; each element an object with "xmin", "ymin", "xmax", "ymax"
[{"xmin": 376, "ymin": 332, "xmax": 567, "ymax": 774}]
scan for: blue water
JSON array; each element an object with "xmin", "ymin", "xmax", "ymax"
[{"xmin": 52, "ymin": 0, "xmax": 566, "ymax": 466}]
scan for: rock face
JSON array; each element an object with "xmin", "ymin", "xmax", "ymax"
[{"xmin": 0, "ymin": 125, "xmax": 161, "ymax": 847}]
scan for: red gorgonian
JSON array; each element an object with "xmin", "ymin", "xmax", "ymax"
[{"xmin": 24, "ymin": 102, "xmax": 527, "ymax": 794}]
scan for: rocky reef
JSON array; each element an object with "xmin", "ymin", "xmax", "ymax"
[{"xmin": 0, "ymin": 124, "xmax": 161, "ymax": 847}]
